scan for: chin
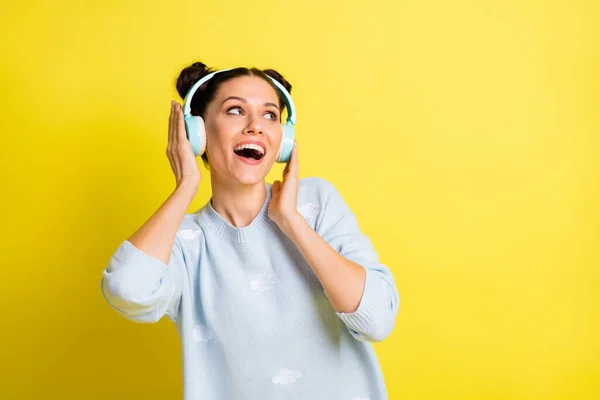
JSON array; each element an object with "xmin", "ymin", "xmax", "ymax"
[
  {"xmin": 232, "ymin": 162, "xmax": 274, "ymax": 186},
  {"xmin": 233, "ymin": 172, "xmax": 266, "ymax": 186}
]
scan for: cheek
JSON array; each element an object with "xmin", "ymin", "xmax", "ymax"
[
  {"xmin": 272, "ymin": 126, "xmax": 284, "ymax": 148},
  {"xmin": 205, "ymin": 121, "xmax": 229, "ymax": 151}
]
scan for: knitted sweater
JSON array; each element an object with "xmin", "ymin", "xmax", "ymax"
[{"xmin": 101, "ymin": 177, "xmax": 400, "ymax": 400}]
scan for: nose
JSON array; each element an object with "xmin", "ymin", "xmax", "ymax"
[{"xmin": 243, "ymin": 113, "xmax": 264, "ymax": 136}]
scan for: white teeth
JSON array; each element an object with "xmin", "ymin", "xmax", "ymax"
[{"xmin": 234, "ymin": 143, "xmax": 265, "ymax": 155}]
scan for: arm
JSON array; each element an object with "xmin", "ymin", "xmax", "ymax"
[
  {"xmin": 285, "ymin": 180, "xmax": 399, "ymax": 342},
  {"xmin": 100, "ymin": 101, "xmax": 200, "ymax": 323},
  {"xmin": 269, "ymin": 143, "xmax": 399, "ymax": 342},
  {"xmin": 127, "ymin": 182, "xmax": 197, "ymax": 264},
  {"xmin": 281, "ymin": 212, "xmax": 366, "ymax": 314},
  {"xmin": 100, "ymin": 184, "xmax": 196, "ymax": 323}
]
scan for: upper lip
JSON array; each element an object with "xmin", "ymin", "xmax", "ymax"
[{"xmin": 233, "ymin": 140, "xmax": 267, "ymax": 154}]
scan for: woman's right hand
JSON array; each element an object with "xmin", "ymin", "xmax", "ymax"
[{"xmin": 167, "ymin": 101, "xmax": 201, "ymax": 190}]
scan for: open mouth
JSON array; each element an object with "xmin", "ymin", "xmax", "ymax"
[{"xmin": 233, "ymin": 143, "xmax": 266, "ymax": 161}]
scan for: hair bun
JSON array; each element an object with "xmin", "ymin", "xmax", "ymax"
[
  {"xmin": 176, "ymin": 61, "xmax": 214, "ymax": 100},
  {"xmin": 263, "ymin": 69, "xmax": 292, "ymax": 94}
]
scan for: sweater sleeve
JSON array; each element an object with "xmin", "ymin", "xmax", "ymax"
[
  {"xmin": 312, "ymin": 178, "xmax": 400, "ymax": 342},
  {"xmin": 100, "ymin": 238, "xmax": 184, "ymax": 324}
]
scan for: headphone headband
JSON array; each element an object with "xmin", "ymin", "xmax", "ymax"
[{"xmin": 182, "ymin": 68, "xmax": 296, "ymax": 125}]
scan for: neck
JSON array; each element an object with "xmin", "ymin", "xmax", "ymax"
[{"xmin": 210, "ymin": 172, "xmax": 267, "ymax": 228}]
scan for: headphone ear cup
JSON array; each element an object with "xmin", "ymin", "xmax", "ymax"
[
  {"xmin": 276, "ymin": 123, "xmax": 295, "ymax": 163},
  {"xmin": 184, "ymin": 115, "xmax": 207, "ymax": 157}
]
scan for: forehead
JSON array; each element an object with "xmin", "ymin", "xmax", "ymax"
[{"xmin": 214, "ymin": 76, "xmax": 279, "ymax": 102}]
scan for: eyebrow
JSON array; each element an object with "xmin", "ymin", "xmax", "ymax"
[{"xmin": 221, "ymin": 96, "xmax": 280, "ymax": 111}]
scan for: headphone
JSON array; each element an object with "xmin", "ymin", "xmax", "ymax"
[{"xmin": 182, "ymin": 68, "xmax": 296, "ymax": 163}]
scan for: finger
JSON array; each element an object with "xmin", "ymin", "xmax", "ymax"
[
  {"xmin": 175, "ymin": 102, "xmax": 187, "ymax": 144},
  {"xmin": 168, "ymin": 103, "xmax": 181, "ymax": 179},
  {"xmin": 172, "ymin": 102, "xmax": 182, "ymax": 146},
  {"xmin": 168, "ymin": 101, "xmax": 175, "ymax": 149},
  {"xmin": 169, "ymin": 102, "xmax": 182, "ymax": 178},
  {"xmin": 288, "ymin": 140, "xmax": 299, "ymax": 177},
  {"xmin": 282, "ymin": 162, "xmax": 289, "ymax": 180}
]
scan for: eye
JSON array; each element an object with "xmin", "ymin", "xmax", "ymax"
[
  {"xmin": 265, "ymin": 111, "xmax": 278, "ymax": 120},
  {"xmin": 226, "ymin": 106, "xmax": 243, "ymax": 115}
]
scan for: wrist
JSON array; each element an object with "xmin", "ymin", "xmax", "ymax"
[
  {"xmin": 278, "ymin": 211, "xmax": 307, "ymax": 239},
  {"xmin": 175, "ymin": 179, "xmax": 199, "ymax": 198}
]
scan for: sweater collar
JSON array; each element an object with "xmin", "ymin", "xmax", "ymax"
[{"xmin": 199, "ymin": 182, "xmax": 278, "ymax": 244}]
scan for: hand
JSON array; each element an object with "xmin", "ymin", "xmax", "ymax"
[
  {"xmin": 268, "ymin": 141, "xmax": 302, "ymax": 233},
  {"xmin": 167, "ymin": 101, "xmax": 201, "ymax": 191}
]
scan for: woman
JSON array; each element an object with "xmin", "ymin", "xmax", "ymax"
[{"xmin": 101, "ymin": 61, "xmax": 400, "ymax": 400}]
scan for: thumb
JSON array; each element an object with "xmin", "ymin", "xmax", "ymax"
[{"xmin": 271, "ymin": 180, "xmax": 282, "ymax": 195}]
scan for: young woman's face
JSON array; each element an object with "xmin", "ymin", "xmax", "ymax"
[{"xmin": 203, "ymin": 76, "xmax": 282, "ymax": 186}]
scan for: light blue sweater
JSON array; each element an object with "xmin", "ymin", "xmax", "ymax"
[{"xmin": 101, "ymin": 177, "xmax": 400, "ymax": 400}]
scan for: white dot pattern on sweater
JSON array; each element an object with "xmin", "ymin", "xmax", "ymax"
[
  {"xmin": 193, "ymin": 325, "xmax": 213, "ymax": 342},
  {"xmin": 272, "ymin": 368, "xmax": 302, "ymax": 385},
  {"xmin": 250, "ymin": 273, "xmax": 277, "ymax": 291},
  {"xmin": 177, "ymin": 229, "xmax": 203, "ymax": 241},
  {"xmin": 297, "ymin": 203, "xmax": 321, "ymax": 219}
]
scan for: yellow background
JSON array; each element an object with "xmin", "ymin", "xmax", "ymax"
[{"xmin": 1, "ymin": 0, "xmax": 598, "ymax": 399}]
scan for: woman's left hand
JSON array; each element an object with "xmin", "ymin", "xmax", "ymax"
[{"xmin": 268, "ymin": 141, "xmax": 302, "ymax": 234}]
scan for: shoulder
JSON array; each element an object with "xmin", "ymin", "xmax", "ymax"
[
  {"xmin": 298, "ymin": 176, "xmax": 341, "ymax": 200},
  {"xmin": 296, "ymin": 177, "xmax": 348, "ymax": 222}
]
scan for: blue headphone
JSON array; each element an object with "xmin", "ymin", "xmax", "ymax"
[{"xmin": 182, "ymin": 68, "xmax": 296, "ymax": 163}]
